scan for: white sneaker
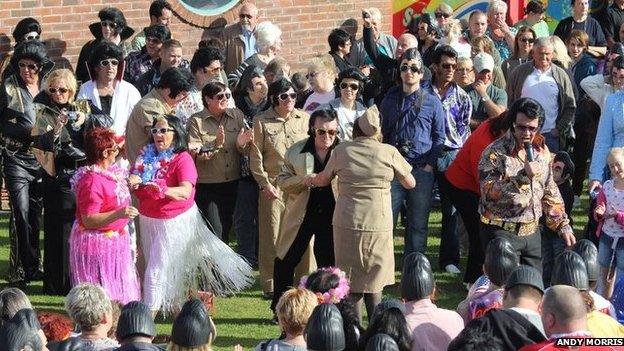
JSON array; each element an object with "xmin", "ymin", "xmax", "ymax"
[
  {"xmin": 574, "ymin": 195, "xmax": 581, "ymax": 207},
  {"xmin": 445, "ymin": 264, "xmax": 461, "ymax": 274}
]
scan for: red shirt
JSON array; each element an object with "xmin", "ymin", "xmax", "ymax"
[{"xmin": 445, "ymin": 119, "xmax": 498, "ymax": 195}]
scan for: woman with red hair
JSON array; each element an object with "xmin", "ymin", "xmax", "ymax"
[{"xmin": 68, "ymin": 127, "xmax": 140, "ymax": 304}]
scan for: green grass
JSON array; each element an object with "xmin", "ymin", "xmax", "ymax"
[{"xmin": 0, "ymin": 195, "xmax": 590, "ymax": 350}]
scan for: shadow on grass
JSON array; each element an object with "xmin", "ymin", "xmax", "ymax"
[{"xmin": 214, "ymin": 336, "xmax": 267, "ymax": 348}]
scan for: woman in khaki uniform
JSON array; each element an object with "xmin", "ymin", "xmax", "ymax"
[
  {"xmin": 305, "ymin": 107, "xmax": 416, "ymax": 320},
  {"xmin": 249, "ymin": 78, "xmax": 314, "ymax": 296},
  {"xmin": 187, "ymin": 81, "xmax": 253, "ymax": 243}
]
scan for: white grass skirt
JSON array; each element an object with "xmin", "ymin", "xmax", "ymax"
[{"xmin": 140, "ymin": 204, "xmax": 254, "ymax": 314}]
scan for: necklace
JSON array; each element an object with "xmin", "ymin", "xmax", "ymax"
[{"xmin": 132, "ymin": 144, "xmax": 175, "ymax": 183}]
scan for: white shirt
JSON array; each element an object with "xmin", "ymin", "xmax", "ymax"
[
  {"xmin": 303, "ymin": 90, "xmax": 335, "ymax": 113},
  {"xmin": 521, "ymin": 67, "xmax": 560, "ymax": 133},
  {"xmin": 321, "ymin": 98, "xmax": 367, "ymax": 141}
]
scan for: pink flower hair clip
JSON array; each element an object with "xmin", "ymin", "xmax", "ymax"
[{"xmin": 299, "ymin": 267, "xmax": 350, "ymax": 304}]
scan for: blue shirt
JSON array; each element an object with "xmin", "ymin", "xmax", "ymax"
[
  {"xmin": 380, "ymin": 85, "xmax": 446, "ymax": 167},
  {"xmin": 589, "ymin": 90, "xmax": 624, "ymax": 181},
  {"xmin": 243, "ymin": 29, "xmax": 257, "ymax": 60}
]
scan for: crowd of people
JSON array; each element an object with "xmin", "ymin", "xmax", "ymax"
[{"xmin": 2, "ymin": 0, "xmax": 624, "ymax": 349}]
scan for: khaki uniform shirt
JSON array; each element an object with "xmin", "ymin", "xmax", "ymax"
[
  {"xmin": 250, "ymin": 108, "xmax": 310, "ymax": 189},
  {"xmin": 125, "ymin": 89, "xmax": 172, "ymax": 163},
  {"xmin": 187, "ymin": 108, "xmax": 247, "ymax": 183}
]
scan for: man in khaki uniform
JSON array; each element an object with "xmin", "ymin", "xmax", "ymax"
[
  {"xmin": 125, "ymin": 67, "xmax": 194, "ymax": 163},
  {"xmin": 250, "ymin": 78, "xmax": 311, "ymax": 296},
  {"xmin": 187, "ymin": 82, "xmax": 253, "ymax": 242}
]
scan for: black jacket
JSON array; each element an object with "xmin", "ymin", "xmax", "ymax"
[{"xmin": 115, "ymin": 342, "xmax": 165, "ymax": 351}]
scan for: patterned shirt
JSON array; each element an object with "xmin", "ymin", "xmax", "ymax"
[
  {"xmin": 124, "ymin": 49, "xmax": 154, "ymax": 85},
  {"xmin": 485, "ymin": 27, "xmax": 517, "ymax": 61},
  {"xmin": 478, "ymin": 132, "xmax": 573, "ymax": 235},
  {"xmin": 431, "ymin": 83, "xmax": 472, "ymax": 149}
]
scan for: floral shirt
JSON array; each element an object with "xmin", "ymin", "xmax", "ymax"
[
  {"xmin": 485, "ymin": 27, "xmax": 517, "ymax": 61},
  {"xmin": 431, "ymin": 83, "xmax": 472, "ymax": 149},
  {"xmin": 124, "ymin": 49, "xmax": 153, "ymax": 85},
  {"xmin": 478, "ymin": 132, "xmax": 572, "ymax": 235}
]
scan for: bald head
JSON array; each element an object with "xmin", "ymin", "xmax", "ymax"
[
  {"xmin": 396, "ymin": 33, "xmax": 418, "ymax": 59},
  {"xmin": 239, "ymin": 3, "xmax": 259, "ymax": 30},
  {"xmin": 541, "ymin": 285, "xmax": 587, "ymax": 337}
]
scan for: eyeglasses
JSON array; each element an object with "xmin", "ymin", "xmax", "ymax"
[
  {"xmin": 340, "ymin": 82, "xmax": 359, "ymax": 90},
  {"xmin": 99, "ymin": 59, "xmax": 119, "ymax": 67},
  {"xmin": 239, "ymin": 13, "xmax": 253, "ymax": 19},
  {"xmin": 100, "ymin": 21, "xmax": 118, "ymax": 29},
  {"xmin": 278, "ymin": 92, "xmax": 297, "ymax": 101},
  {"xmin": 150, "ymin": 128, "xmax": 175, "ymax": 135},
  {"xmin": 214, "ymin": 92, "xmax": 231, "ymax": 101},
  {"xmin": 18, "ymin": 62, "xmax": 39, "ymax": 71},
  {"xmin": 435, "ymin": 13, "xmax": 450, "ymax": 19},
  {"xmin": 315, "ymin": 128, "xmax": 338, "ymax": 137},
  {"xmin": 105, "ymin": 144, "xmax": 119, "ymax": 154},
  {"xmin": 514, "ymin": 123, "xmax": 539, "ymax": 133},
  {"xmin": 48, "ymin": 87, "xmax": 69, "ymax": 94},
  {"xmin": 24, "ymin": 34, "xmax": 39, "ymax": 41},
  {"xmin": 519, "ymin": 38, "xmax": 536, "ymax": 44},
  {"xmin": 400, "ymin": 64, "xmax": 420, "ymax": 73},
  {"xmin": 441, "ymin": 63, "xmax": 457, "ymax": 70},
  {"xmin": 146, "ymin": 37, "xmax": 162, "ymax": 45}
]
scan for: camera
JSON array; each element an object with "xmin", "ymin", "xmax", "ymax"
[
  {"xmin": 66, "ymin": 111, "xmax": 79, "ymax": 123},
  {"xmin": 362, "ymin": 10, "xmax": 370, "ymax": 19},
  {"xmin": 199, "ymin": 145, "xmax": 215, "ymax": 154},
  {"xmin": 396, "ymin": 140, "xmax": 413, "ymax": 157}
]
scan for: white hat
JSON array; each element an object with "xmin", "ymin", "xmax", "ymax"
[{"xmin": 473, "ymin": 52, "xmax": 494, "ymax": 73}]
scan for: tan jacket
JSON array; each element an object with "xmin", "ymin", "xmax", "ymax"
[
  {"xmin": 250, "ymin": 108, "xmax": 310, "ymax": 189},
  {"xmin": 220, "ymin": 23, "xmax": 247, "ymax": 75},
  {"xmin": 125, "ymin": 89, "xmax": 172, "ymax": 163},
  {"xmin": 187, "ymin": 108, "xmax": 247, "ymax": 183},
  {"xmin": 275, "ymin": 138, "xmax": 336, "ymax": 259}
]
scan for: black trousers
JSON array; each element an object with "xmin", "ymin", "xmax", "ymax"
[
  {"xmin": 196, "ymin": 180, "xmax": 239, "ymax": 244},
  {"xmin": 480, "ymin": 223, "xmax": 542, "ymax": 272},
  {"xmin": 3, "ymin": 156, "xmax": 43, "ymax": 280},
  {"xmin": 572, "ymin": 98, "xmax": 600, "ymax": 195},
  {"xmin": 42, "ymin": 174, "xmax": 74, "ymax": 295},
  {"xmin": 271, "ymin": 208, "xmax": 335, "ymax": 311},
  {"xmin": 446, "ymin": 180, "xmax": 484, "ymax": 284}
]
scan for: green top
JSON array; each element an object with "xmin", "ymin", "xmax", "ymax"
[{"xmin": 515, "ymin": 19, "xmax": 550, "ymax": 38}]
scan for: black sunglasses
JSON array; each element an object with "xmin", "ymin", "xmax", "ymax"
[
  {"xmin": 150, "ymin": 128, "xmax": 175, "ymax": 135},
  {"xmin": 214, "ymin": 92, "xmax": 232, "ymax": 101},
  {"xmin": 435, "ymin": 13, "xmax": 450, "ymax": 19},
  {"xmin": 48, "ymin": 87, "xmax": 69, "ymax": 94},
  {"xmin": 239, "ymin": 13, "xmax": 253, "ymax": 19},
  {"xmin": 400, "ymin": 64, "xmax": 420, "ymax": 73},
  {"xmin": 441, "ymin": 63, "xmax": 457, "ymax": 70},
  {"xmin": 278, "ymin": 92, "xmax": 297, "ymax": 101},
  {"xmin": 519, "ymin": 38, "xmax": 536, "ymax": 44},
  {"xmin": 18, "ymin": 62, "xmax": 39, "ymax": 71},
  {"xmin": 340, "ymin": 82, "xmax": 359, "ymax": 90},
  {"xmin": 315, "ymin": 128, "xmax": 338, "ymax": 136},
  {"xmin": 100, "ymin": 21, "xmax": 119, "ymax": 29},
  {"xmin": 99, "ymin": 59, "xmax": 119, "ymax": 67}
]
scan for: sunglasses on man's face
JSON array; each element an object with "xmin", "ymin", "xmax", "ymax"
[
  {"xmin": 441, "ymin": 63, "xmax": 457, "ymax": 70},
  {"xmin": 100, "ymin": 21, "xmax": 118, "ymax": 29},
  {"xmin": 48, "ymin": 87, "xmax": 69, "ymax": 94},
  {"xmin": 400, "ymin": 64, "xmax": 420, "ymax": 73},
  {"xmin": 18, "ymin": 62, "xmax": 39, "ymax": 71},
  {"xmin": 278, "ymin": 92, "xmax": 297, "ymax": 101},
  {"xmin": 24, "ymin": 34, "xmax": 39, "ymax": 41},
  {"xmin": 239, "ymin": 13, "xmax": 253, "ymax": 19},
  {"xmin": 340, "ymin": 82, "xmax": 359, "ymax": 91},
  {"xmin": 435, "ymin": 13, "xmax": 450, "ymax": 19},
  {"xmin": 213, "ymin": 92, "xmax": 232, "ymax": 101},
  {"xmin": 99, "ymin": 59, "xmax": 119, "ymax": 67},
  {"xmin": 315, "ymin": 128, "xmax": 338, "ymax": 137}
]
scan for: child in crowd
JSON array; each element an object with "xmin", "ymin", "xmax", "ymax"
[
  {"xmin": 542, "ymin": 151, "xmax": 575, "ymax": 286},
  {"xmin": 594, "ymin": 147, "xmax": 624, "ymax": 300}
]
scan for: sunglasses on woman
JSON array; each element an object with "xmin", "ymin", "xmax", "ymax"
[
  {"xmin": 18, "ymin": 62, "xmax": 39, "ymax": 71},
  {"xmin": 151, "ymin": 128, "xmax": 175, "ymax": 135},
  {"xmin": 24, "ymin": 34, "xmax": 39, "ymax": 41},
  {"xmin": 315, "ymin": 128, "xmax": 337, "ymax": 136},
  {"xmin": 99, "ymin": 59, "xmax": 119, "ymax": 67},
  {"xmin": 214, "ymin": 92, "xmax": 232, "ymax": 101},
  {"xmin": 101, "ymin": 21, "xmax": 118, "ymax": 29},
  {"xmin": 340, "ymin": 82, "xmax": 359, "ymax": 90},
  {"xmin": 400, "ymin": 64, "xmax": 420, "ymax": 73},
  {"xmin": 278, "ymin": 92, "xmax": 297, "ymax": 101},
  {"xmin": 435, "ymin": 13, "xmax": 450, "ymax": 19},
  {"xmin": 519, "ymin": 38, "xmax": 535, "ymax": 44},
  {"xmin": 48, "ymin": 87, "xmax": 69, "ymax": 94}
]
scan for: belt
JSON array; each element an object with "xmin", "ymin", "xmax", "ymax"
[{"xmin": 480, "ymin": 216, "xmax": 539, "ymax": 236}]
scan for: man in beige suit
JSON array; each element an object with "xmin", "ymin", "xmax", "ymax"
[
  {"xmin": 250, "ymin": 78, "xmax": 312, "ymax": 297},
  {"xmin": 270, "ymin": 109, "xmax": 339, "ymax": 312}
]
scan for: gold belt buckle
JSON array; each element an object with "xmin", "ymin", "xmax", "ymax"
[{"xmin": 517, "ymin": 222, "xmax": 538, "ymax": 236}]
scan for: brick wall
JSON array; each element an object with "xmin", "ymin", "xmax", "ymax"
[{"xmin": 0, "ymin": 0, "xmax": 392, "ymax": 72}]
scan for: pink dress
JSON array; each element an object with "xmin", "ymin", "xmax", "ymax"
[{"xmin": 69, "ymin": 164, "xmax": 140, "ymax": 304}]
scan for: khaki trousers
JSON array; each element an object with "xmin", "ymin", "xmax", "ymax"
[{"xmin": 258, "ymin": 192, "xmax": 315, "ymax": 293}]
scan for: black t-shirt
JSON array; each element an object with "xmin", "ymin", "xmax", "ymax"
[
  {"xmin": 301, "ymin": 138, "xmax": 336, "ymax": 216},
  {"xmin": 99, "ymin": 95, "xmax": 113, "ymax": 116},
  {"xmin": 606, "ymin": 4, "xmax": 624, "ymax": 41},
  {"xmin": 554, "ymin": 16, "xmax": 606, "ymax": 46}
]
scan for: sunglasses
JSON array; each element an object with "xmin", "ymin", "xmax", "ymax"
[
  {"xmin": 214, "ymin": 92, "xmax": 231, "ymax": 101},
  {"xmin": 315, "ymin": 128, "xmax": 338, "ymax": 137},
  {"xmin": 99, "ymin": 59, "xmax": 119, "ymax": 67},
  {"xmin": 239, "ymin": 13, "xmax": 253, "ymax": 19},
  {"xmin": 100, "ymin": 21, "xmax": 118, "ymax": 29},
  {"xmin": 146, "ymin": 37, "xmax": 162, "ymax": 44},
  {"xmin": 48, "ymin": 87, "xmax": 69, "ymax": 94},
  {"xmin": 519, "ymin": 38, "xmax": 536, "ymax": 44},
  {"xmin": 514, "ymin": 123, "xmax": 539, "ymax": 133},
  {"xmin": 106, "ymin": 144, "xmax": 120, "ymax": 153},
  {"xmin": 441, "ymin": 63, "xmax": 457, "ymax": 70},
  {"xmin": 435, "ymin": 13, "xmax": 450, "ymax": 19},
  {"xmin": 400, "ymin": 64, "xmax": 420, "ymax": 73},
  {"xmin": 151, "ymin": 127, "xmax": 175, "ymax": 135},
  {"xmin": 24, "ymin": 34, "xmax": 39, "ymax": 41},
  {"xmin": 278, "ymin": 92, "xmax": 297, "ymax": 101},
  {"xmin": 18, "ymin": 62, "xmax": 39, "ymax": 71},
  {"xmin": 340, "ymin": 82, "xmax": 359, "ymax": 90}
]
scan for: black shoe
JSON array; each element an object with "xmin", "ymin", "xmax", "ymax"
[
  {"xmin": 25, "ymin": 269, "xmax": 44, "ymax": 282},
  {"xmin": 8, "ymin": 280, "xmax": 27, "ymax": 290},
  {"xmin": 262, "ymin": 291, "xmax": 274, "ymax": 300}
]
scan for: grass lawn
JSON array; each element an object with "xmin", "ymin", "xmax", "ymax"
[{"xmin": 0, "ymin": 195, "xmax": 590, "ymax": 350}]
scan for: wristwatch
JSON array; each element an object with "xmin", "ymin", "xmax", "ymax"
[{"xmin": 480, "ymin": 95, "xmax": 490, "ymax": 102}]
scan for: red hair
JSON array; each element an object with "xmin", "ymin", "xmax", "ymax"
[
  {"xmin": 84, "ymin": 127, "xmax": 116, "ymax": 164},
  {"xmin": 37, "ymin": 312, "xmax": 73, "ymax": 342}
]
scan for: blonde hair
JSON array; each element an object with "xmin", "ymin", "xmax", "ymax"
[
  {"xmin": 276, "ymin": 288, "xmax": 318, "ymax": 336},
  {"xmin": 436, "ymin": 4, "xmax": 453, "ymax": 15},
  {"xmin": 444, "ymin": 19, "xmax": 463, "ymax": 43},
  {"xmin": 550, "ymin": 35, "xmax": 571, "ymax": 69},
  {"xmin": 306, "ymin": 53, "xmax": 337, "ymax": 81},
  {"xmin": 471, "ymin": 35, "xmax": 495, "ymax": 56},
  {"xmin": 608, "ymin": 147, "xmax": 624, "ymax": 165},
  {"xmin": 43, "ymin": 68, "xmax": 77, "ymax": 103},
  {"xmin": 366, "ymin": 7, "xmax": 382, "ymax": 22}
]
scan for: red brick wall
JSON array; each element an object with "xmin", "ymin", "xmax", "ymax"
[{"xmin": 0, "ymin": 0, "xmax": 392, "ymax": 72}]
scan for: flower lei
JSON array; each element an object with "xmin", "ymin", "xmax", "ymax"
[
  {"xmin": 298, "ymin": 267, "xmax": 350, "ymax": 304},
  {"xmin": 71, "ymin": 164, "xmax": 130, "ymax": 206},
  {"xmin": 132, "ymin": 144, "xmax": 175, "ymax": 183}
]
